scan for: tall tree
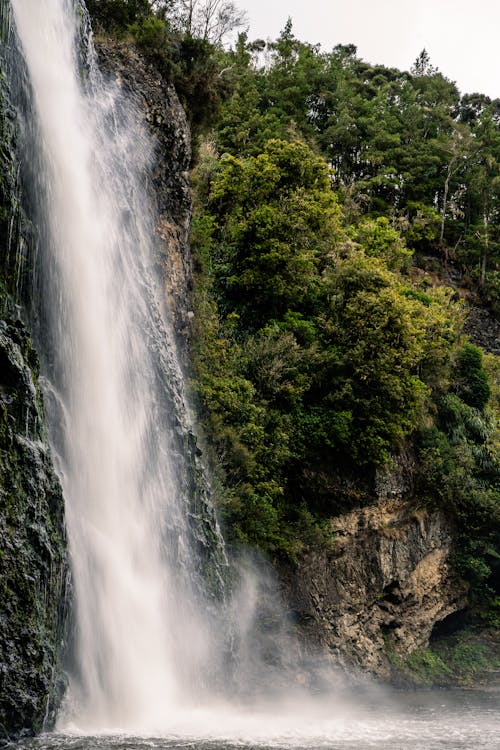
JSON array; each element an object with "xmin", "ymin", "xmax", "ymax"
[
  {"xmin": 468, "ymin": 107, "xmax": 500, "ymax": 286},
  {"xmin": 160, "ymin": 0, "xmax": 247, "ymax": 42}
]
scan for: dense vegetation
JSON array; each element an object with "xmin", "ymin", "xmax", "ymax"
[{"xmin": 88, "ymin": 1, "xmax": 500, "ymax": 621}]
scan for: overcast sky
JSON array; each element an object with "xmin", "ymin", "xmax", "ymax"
[{"xmin": 241, "ymin": 0, "xmax": 499, "ymax": 99}]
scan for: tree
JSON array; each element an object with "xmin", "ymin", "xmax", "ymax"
[
  {"xmin": 462, "ymin": 105, "xmax": 500, "ymax": 286},
  {"xmin": 214, "ymin": 34, "xmax": 285, "ymax": 156},
  {"xmin": 411, "ymin": 48, "xmax": 438, "ymax": 77},
  {"xmin": 438, "ymin": 122, "xmax": 473, "ymax": 249},
  {"xmin": 207, "ymin": 139, "xmax": 343, "ymax": 326},
  {"xmin": 316, "ymin": 253, "xmax": 462, "ymax": 465},
  {"xmin": 161, "ymin": 0, "xmax": 247, "ymax": 43}
]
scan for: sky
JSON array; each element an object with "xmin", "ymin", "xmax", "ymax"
[{"xmin": 240, "ymin": 0, "xmax": 499, "ymax": 99}]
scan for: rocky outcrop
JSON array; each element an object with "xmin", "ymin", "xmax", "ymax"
[
  {"xmin": 95, "ymin": 40, "xmax": 194, "ymax": 359},
  {"xmin": 281, "ymin": 500, "xmax": 468, "ymax": 680}
]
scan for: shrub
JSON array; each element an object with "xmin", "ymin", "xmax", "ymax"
[{"xmin": 455, "ymin": 344, "xmax": 491, "ymax": 410}]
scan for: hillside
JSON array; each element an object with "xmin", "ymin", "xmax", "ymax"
[{"xmin": 82, "ymin": 0, "xmax": 500, "ymax": 683}]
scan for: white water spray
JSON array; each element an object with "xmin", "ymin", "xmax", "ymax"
[{"xmin": 10, "ymin": 0, "xmax": 219, "ymax": 731}]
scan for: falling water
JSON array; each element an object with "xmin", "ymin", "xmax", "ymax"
[{"xmin": 9, "ymin": 0, "xmax": 224, "ymax": 732}]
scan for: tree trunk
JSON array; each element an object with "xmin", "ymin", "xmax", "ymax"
[
  {"xmin": 440, "ymin": 167, "xmax": 450, "ymax": 248},
  {"xmin": 479, "ymin": 207, "xmax": 489, "ymax": 288}
]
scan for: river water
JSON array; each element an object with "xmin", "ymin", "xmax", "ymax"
[{"xmin": 11, "ymin": 689, "xmax": 500, "ymax": 750}]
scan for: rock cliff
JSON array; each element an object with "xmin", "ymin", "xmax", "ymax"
[
  {"xmin": 0, "ymin": 6, "xmax": 67, "ymax": 737},
  {"xmin": 0, "ymin": 320, "xmax": 67, "ymax": 739},
  {"xmin": 280, "ymin": 499, "xmax": 468, "ymax": 680}
]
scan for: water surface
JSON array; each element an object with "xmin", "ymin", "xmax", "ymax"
[{"xmin": 14, "ymin": 689, "xmax": 500, "ymax": 750}]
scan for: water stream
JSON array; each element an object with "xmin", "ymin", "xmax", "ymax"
[{"xmin": 4, "ymin": 0, "xmax": 500, "ymax": 747}]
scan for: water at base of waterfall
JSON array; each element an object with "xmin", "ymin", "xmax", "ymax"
[{"xmin": 11, "ymin": 690, "xmax": 500, "ymax": 750}]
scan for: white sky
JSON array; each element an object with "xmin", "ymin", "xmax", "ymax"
[{"xmin": 241, "ymin": 0, "xmax": 499, "ymax": 98}]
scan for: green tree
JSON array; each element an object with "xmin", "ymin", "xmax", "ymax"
[
  {"xmin": 455, "ymin": 344, "xmax": 491, "ymax": 411},
  {"xmin": 207, "ymin": 139, "xmax": 344, "ymax": 326},
  {"xmin": 316, "ymin": 253, "xmax": 461, "ymax": 464},
  {"xmin": 467, "ymin": 108, "xmax": 500, "ymax": 286},
  {"xmin": 158, "ymin": 0, "xmax": 247, "ymax": 43}
]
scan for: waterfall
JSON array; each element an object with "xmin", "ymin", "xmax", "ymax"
[{"xmin": 9, "ymin": 0, "xmax": 226, "ymax": 732}]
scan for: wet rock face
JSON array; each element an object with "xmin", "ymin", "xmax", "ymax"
[
  {"xmin": 0, "ymin": 321, "xmax": 67, "ymax": 739},
  {"xmin": 95, "ymin": 40, "xmax": 193, "ymax": 358},
  {"xmin": 0, "ymin": 19, "xmax": 67, "ymax": 736},
  {"xmin": 281, "ymin": 500, "xmax": 468, "ymax": 680}
]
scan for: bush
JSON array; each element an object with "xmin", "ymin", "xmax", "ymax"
[
  {"xmin": 129, "ymin": 16, "xmax": 170, "ymax": 51},
  {"xmin": 417, "ymin": 386, "xmax": 500, "ymax": 610},
  {"xmin": 354, "ymin": 216, "xmax": 413, "ymax": 271},
  {"xmin": 455, "ymin": 344, "xmax": 491, "ymax": 410}
]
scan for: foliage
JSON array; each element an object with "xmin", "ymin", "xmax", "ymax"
[
  {"xmin": 183, "ymin": 40, "xmax": 500, "ymax": 636},
  {"xmin": 417, "ymin": 342, "xmax": 499, "ymax": 609},
  {"xmin": 353, "ymin": 217, "xmax": 413, "ymax": 271},
  {"xmin": 403, "ymin": 648, "xmax": 453, "ymax": 686},
  {"xmin": 388, "ymin": 629, "xmax": 500, "ymax": 687},
  {"xmin": 183, "ymin": 26, "xmax": 500, "ymax": 610},
  {"xmin": 416, "ymin": 388, "xmax": 500, "ymax": 602},
  {"xmin": 212, "ymin": 27, "xmax": 500, "ymax": 288},
  {"xmin": 317, "ymin": 254, "xmax": 461, "ymax": 464},
  {"xmin": 455, "ymin": 344, "xmax": 491, "ymax": 410},
  {"xmin": 206, "ymin": 139, "xmax": 343, "ymax": 325},
  {"xmin": 190, "ymin": 135, "xmax": 471, "ymax": 556},
  {"xmin": 86, "ymin": 0, "xmax": 152, "ymax": 33}
]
